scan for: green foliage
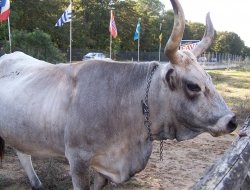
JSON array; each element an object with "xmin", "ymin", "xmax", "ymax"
[
  {"xmin": 10, "ymin": 0, "xmax": 72, "ymax": 49},
  {"xmin": 4, "ymin": 29, "xmax": 65, "ymax": 63},
  {"xmin": 212, "ymin": 32, "xmax": 245, "ymax": 55},
  {"xmin": 185, "ymin": 22, "xmax": 205, "ymax": 40},
  {"xmin": 160, "ymin": 10, "xmax": 174, "ymax": 45},
  {"xmin": 242, "ymin": 46, "xmax": 250, "ymax": 58},
  {"xmin": 0, "ymin": 0, "xmax": 248, "ymax": 59},
  {"xmin": 114, "ymin": 0, "xmax": 138, "ymax": 51},
  {"xmin": 135, "ymin": 0, "xmax": 164, "ymax": 51}
]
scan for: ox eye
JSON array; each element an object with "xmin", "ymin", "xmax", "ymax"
[{"xmin": 187, "ymin": 83, "xmax": 201, "ymax": 92}]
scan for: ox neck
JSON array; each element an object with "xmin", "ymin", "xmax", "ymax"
[{"xmin": 141, "ymin": 64, "xmax": 159, "ymax": 141}]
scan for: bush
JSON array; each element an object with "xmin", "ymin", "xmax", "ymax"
[{"xmin": 3, "ymin": 29, "xmax": 66, "ymax": 63}]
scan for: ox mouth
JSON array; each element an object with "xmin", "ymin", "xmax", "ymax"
[{"xmin": 207, "ymin": 114, "xmax": 237, "ymax": 137}]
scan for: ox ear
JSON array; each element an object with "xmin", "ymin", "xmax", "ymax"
[{"xmin": 165, "ymin": 68, "xmax": 177, "ymax": 91}]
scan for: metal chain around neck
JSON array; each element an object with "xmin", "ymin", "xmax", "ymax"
[
  {"xmin": 141, "ymin": 64, "xmax": 164, "ymax": 161},
  {"xmin": 160, "ymin": 139, "xmax": 164, "ymax": 161},
  {"xmin": 141, "ymin": 64, "xmax": 158, "ymax": 141}
]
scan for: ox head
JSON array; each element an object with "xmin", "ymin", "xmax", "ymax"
[{"xmin": 156, "ymin": 0, "xmax": 237, "ymax": 141}]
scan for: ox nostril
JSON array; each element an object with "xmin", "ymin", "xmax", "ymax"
[{"xmin": 227, "ymin": 115, "xmax": 237, "ymax": 132}]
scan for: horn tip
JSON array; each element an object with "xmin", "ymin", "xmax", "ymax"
[{"xmin": 205, "ymin": 12, "xmax": 211, "ymax": 21}]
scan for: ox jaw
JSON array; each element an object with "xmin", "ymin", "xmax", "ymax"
[
  {"xmin": 152, "ymin": 123, "xmax": 203, "ymax": 141},
  {"xmin": 173, "ymin": 124, "xmax": 203, "ymax": 141},
  {"xmin": 172, "ymin": 113, "xmax": 236, "ymax": 141}
]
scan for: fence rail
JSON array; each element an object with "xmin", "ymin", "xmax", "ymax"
[{"xmin": 67, "ymin": 49, "xmax": 250, "ymax": 66}]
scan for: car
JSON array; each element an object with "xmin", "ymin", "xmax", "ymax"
[
  {"xmin": 210, "ymin": 57, "xmax": 217, "ymax": 62},
  {"xmin": 82, "ymin": 52, "xmax": 107, "ymax": 60},
  {"xmin": 198, "ymin": 56, "xmax": 207, "ymax": 62}
]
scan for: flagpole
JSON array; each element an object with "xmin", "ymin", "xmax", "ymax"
[
  {"xmin": 138, "ymin": 31, "xmax": 140, "ymax": 62},
  {"xmin": 69, "ymin": 0, "xmax": 72, "ymax": 64},
  {"xmin": 110, "ymin": 31, "xmax": 112, "ymax": 59},
  {"xmin": 137, "ymin": 18, "xmax": 141, "ymax": 62},
  {"xmin": 159, "ymin": 41, "xmax": 161, "ymax": 62},
  {"xmin": 7, "ymin": 17, "xmax": 11, "ymax": 53},
  {"xmin": 110, "ymin": 10, "xmax": 112, "ymax": 59},
  {"xmin": 159, "ymin": 23, "xmax": 162, "ymax": 62},
  {"xmin": 55, "ymin": 1, "xmax": 72, "ymax": 62},
  {"xmin": 70, "ymin": 18, "xmax": 72, "ymax": 63}
]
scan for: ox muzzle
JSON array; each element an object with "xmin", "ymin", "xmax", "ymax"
[{"xmin": 210, "ymin": 114, "xmax": 237, "ymax": 137}]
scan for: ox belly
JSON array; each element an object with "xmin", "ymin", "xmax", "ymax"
[
  {"xmin": 0, "ymin": 62, "xmax": 69, "ymax": 158},
  {"xmin": 90, "ymin": 140, "xmax": 152, "ymax": 184}
]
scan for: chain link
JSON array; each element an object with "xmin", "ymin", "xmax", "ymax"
[
  {"xmin": 144, "ymin": 65, "xmax": 158, "ymax": 106},
  {"xmin": 142, "ymin": 64, "xmax": 158, "ymax": 142},
  {"xmin": 142, "ymin": 64, "xmax": 164, "ymax": 161},
  {"xmin": 160, "ymin": 140, "xmax": 164, "ymax": 161}
]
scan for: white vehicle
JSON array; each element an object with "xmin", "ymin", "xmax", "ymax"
[
  {"xmin": 83, "ymin": 52, "xmax": 107, "ymax": 60},
  {"xmin": 210, "ymin": 57, "xmax": 217, "ymax": 62},
  {"xmin": 198, "ymin": 56, "xmax": 207, "ymax": 62}
]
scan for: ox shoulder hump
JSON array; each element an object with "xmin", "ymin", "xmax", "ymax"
[{"xmin": 0, "ymin": 51, "xmax": 50, "ymax": 66}]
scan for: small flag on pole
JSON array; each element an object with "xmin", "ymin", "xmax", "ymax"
[
  {"xmin": 0, "ymin": 0, "xmax": 10, "ymax": 22},
  {"xmin": 109, "ymin": 11, "xmax": 117, "ymax": 38},
  {"xmin": 55, "ymin": 4, "xmax": 72, "ymax": 27},
  {"xmin": 134, "ymin": 18, "xmax": 141, "ymax": 41},
  {"xmin": 180, "ymin": 42, "xmax": 199, "ymax": 50},
  {"xmin": 159, "ymin": 23, "xmax": 163, "ymax": 43}
]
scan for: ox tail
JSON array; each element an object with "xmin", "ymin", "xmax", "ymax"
[{"xmin": 0, "ymin": 136, "xmax": 4, "ymax": 163}]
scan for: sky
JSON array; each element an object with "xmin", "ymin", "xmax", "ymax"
[{"xmin": 159, "ymin": 0, "xmax": 250, "ymax": 46}]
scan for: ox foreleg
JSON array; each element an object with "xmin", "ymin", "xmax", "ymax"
[
  {"xmin": 66, "ymin": 150, "xmax": 91, "ymax": 190},
  {"xmin": 16, "ymin": 150, "xmax": 43, "ymax": 190},
  {"xmin": 93, "ymin": 172, "xmax": 108, "ymax": 190}
]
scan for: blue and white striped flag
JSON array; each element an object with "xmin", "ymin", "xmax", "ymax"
[
  {"xmin": 0, "ymin": 0, "xmax": 7, "ymax": 7},
  {"xmin": 55, "ymin": 4, "xmax": 72, "ymax": 27}
]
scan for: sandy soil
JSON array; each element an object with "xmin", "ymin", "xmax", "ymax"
[{"xmin": 0, "ymin": 131, "xmax": 238, "ymax": 190}]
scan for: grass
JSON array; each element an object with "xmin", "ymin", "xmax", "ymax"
[{"xmin": 208, "ymin": 65, "xmax": 250, "ymax": 125}]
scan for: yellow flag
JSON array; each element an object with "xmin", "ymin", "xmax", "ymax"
[
  {"xmin": 159, "ymin": 23, "xmax": 162, "ymax": 43},
  {"xmin": 159, "ymin": 33, "xmax": 163, "ymax": 42}
]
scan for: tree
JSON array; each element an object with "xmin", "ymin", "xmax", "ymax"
[
  {"xmin": 131, "ymin": 0, "xmax": 165, "ymax": 51},
  {"xmin": 212, "ymin": 32, "xmax": 245, "ymax": 55},
  {"xmin": 185, "ymin": 22, "xmax": 205, "ymax": 40},
  {"xmin": 115, "ymin": 0, "xmax": 139, "ymax": 51},
  {"xmin": 160, "ymin": 10, "xmax": 174, "ymax": 46},
  {"xmin": 4, "ymin": 29, "xmax": 65, "ymax": 63},
  {"xmin": 0, "ymin": 0, "xmax": 248, "ymax": 59},
  {"xmin": 242, "ymin": 46, "xmax": 250, "ymax": 58}
]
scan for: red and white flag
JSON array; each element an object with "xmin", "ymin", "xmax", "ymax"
[
  {"xmin": 109, "ymin": 11, "xmax": 117, "ymax": 38},
  {"xmin": 0, "ymin": 0, "xmax": 10, "ymax": 21},
  {"xmin": 180, "ymin": 42, "xmax": 199, "ymax": 50}
]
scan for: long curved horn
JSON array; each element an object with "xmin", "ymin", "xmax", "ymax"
[
  {"xmin": 164, "ymin": 0, "xmax": 185, "ymax": 64},
  {"xmin": 192, "ymin": 13, "xmax": 215, "ymax": 57}
]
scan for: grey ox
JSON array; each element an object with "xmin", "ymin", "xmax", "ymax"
[{"xmin": 0, "ymin": 0, "xmax": 237, "ymax": 189}]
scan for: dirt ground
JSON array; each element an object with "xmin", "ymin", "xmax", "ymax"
[{"xmin": 0, "ymin": 131, "xmax": 238, "ymax": 190}]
